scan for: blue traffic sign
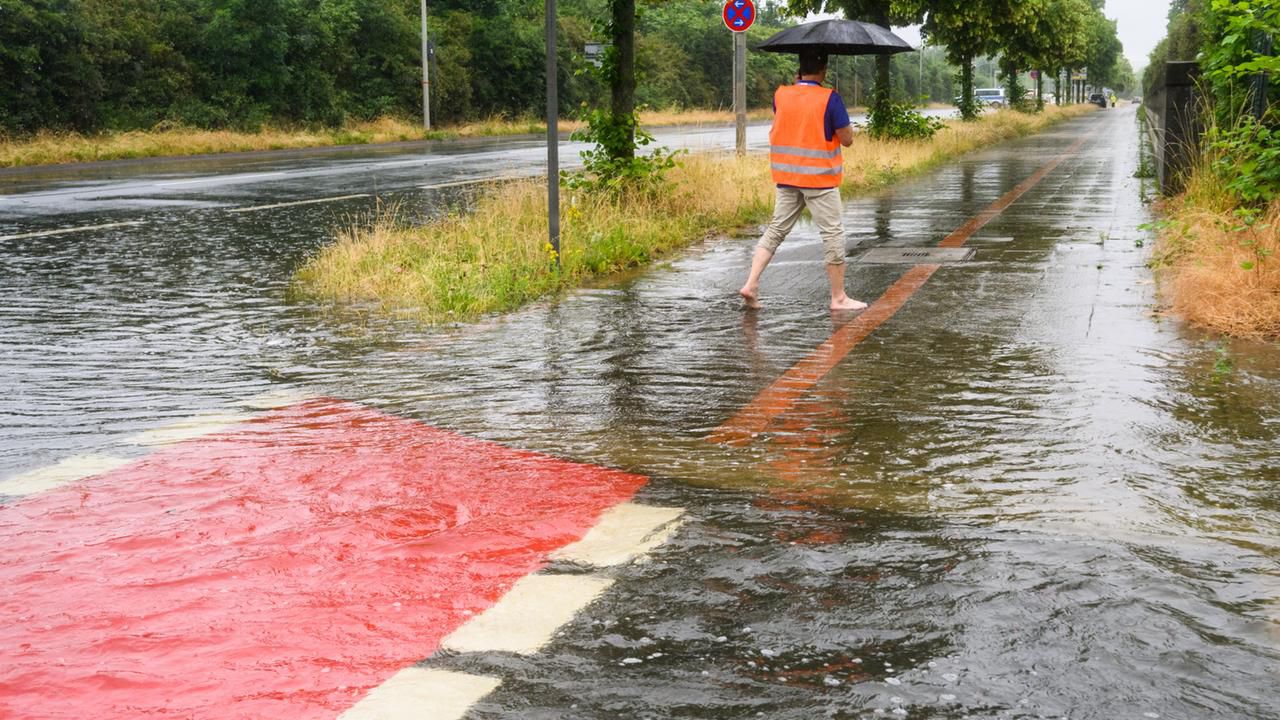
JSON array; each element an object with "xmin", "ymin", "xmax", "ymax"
[{"xmin": 722, "ymin": 0, "xmax": 755, "ymax": 32}]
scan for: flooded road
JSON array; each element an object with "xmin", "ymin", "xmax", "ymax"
[{"xmin": 2, "ymin": 107, "xmax": 1279, "ymax": 718}]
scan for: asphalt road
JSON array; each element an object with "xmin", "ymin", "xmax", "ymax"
[{"xmin": 0, "ymin": 110, "xmax": 958, "ymax": 230}]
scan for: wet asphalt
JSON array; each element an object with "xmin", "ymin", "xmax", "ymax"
[{"xmin": 2, "ymin": 106, "xmax": 1279, "ymax": 718}]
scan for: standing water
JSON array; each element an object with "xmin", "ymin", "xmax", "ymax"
[{"xmin": 1, "ymin": 110, "xmax": 1277, "ymax": 718}]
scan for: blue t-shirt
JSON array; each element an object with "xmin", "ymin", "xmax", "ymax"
[
  {"xmin": 774, "ymin": 80, "xmax": 850, "ymax": 188},
  {"xmin": 773, "ymin": 80, "xmax": 851, "ymax": 142}
]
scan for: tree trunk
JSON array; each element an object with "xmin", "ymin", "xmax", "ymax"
[
  {"xmin": 874, "ymin": 55, "xmax": 891, "ymax": 114},
  {"xmin": 960, "ymin": 57, "xmax": 976, "ymax": 120},
  {"xmin": 871, "ymin": 9, "xmax": 891, "ymax": 118},
  {"xmin": 1001, "ymin": 57, "xmax": 1018, "ymax": 111},
  {"xmin": 609, "ymin": 0, "xmax": 635, "ymax": 160}
]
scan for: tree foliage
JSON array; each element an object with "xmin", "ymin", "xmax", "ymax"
[{"xmin": 0, "ymin": 0, "xmax": 1129, "ymax": 136}]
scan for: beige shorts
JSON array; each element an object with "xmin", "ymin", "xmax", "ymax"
[{"xmin": 756, "ymin": 186, "xmax": 846, "ymax": 265}]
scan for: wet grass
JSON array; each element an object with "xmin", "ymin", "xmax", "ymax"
[
  {"xmin": 293, "ymin": 105, "xmax": 1096, "ymax": 322},
  {"xmin": 1150, "ymin": 172, "xmax": 1280, "ymax": 340},
  {"xmin": 0, "ymin": 110, "xmax": 777, "ymax": 168}
]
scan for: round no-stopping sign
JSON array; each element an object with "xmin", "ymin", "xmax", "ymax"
[{"xmin": 723, "ymin": 0, "xmax": 755, "ymax": 32}]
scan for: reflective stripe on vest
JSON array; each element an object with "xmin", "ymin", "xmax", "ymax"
[{"xmin": 769, "ymin": 84, "xmax": 843, "ymax": 188}]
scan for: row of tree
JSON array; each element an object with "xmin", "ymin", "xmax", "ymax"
[
  {"xmin": 0, "ymin": 0, "xmax": 428, "ymax": 133},
  {"xmin": 1, "ymin": 0, "xmax": 1127, "ymax": 136},
  {"xmin": 776, "ymin": 0, "xmax": 1126, "ymax": 119}
]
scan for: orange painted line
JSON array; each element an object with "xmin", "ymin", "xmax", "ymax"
[
  {"xmin": 709, "ymin": 132, "xmax": 1093, "ymax": 446},
  {"xmin": 709, "ymin": 264, "xmax": 939, "ymax": 446},
  {"xmin": 939, "ymin": 134, "xmax": 1089, "ymax": 249}
]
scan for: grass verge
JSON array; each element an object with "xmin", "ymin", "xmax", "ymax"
[
  {"xmin": 293, "ymin": 105, "xmax": 1095, "ymax": 322},
  {"xmin": 1150, "ymin": 167, "xmax": 1279, "ymax": 339},
  {"xmin": 0, "ymin": 109, "xmax": 777, "ymax": 168}
]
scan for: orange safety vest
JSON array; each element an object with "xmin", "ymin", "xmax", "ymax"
[{"xmin": 770, "ymin": 84, "xmax": 843, "ymax": 189}]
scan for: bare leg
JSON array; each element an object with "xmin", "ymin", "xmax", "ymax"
[
  {"xmin": 826, "ymin": 263, "xmax": 867, "ymax": 311},
  {"xmin": 739, "ymin": 246, "xmax": 774, "ymax": 309}
]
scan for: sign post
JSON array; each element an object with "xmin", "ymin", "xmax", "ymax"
[
  {"xmin": 723, "ymin": 0, "xmax": 755, "ymax": 156},
  {"xmin": 420, "ymin": 0, "xmax": 431, "ymax": 130},
  {"xmin": 546, "ymin": 0, "xmax": 560, "ymax": 266}
]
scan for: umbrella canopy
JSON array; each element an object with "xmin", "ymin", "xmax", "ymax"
[{"xmin": 756, "ymin": 19, "xmax": 914, "ymax": 57}]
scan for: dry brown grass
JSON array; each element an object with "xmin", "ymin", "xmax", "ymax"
[
  {"xmin": 0, "ymin": 109, "xmax": 787, "ymax": 169},
  {"xmin": 1155, "ymin": 193, "xmax": 1280, "ymax": 340},
  {"xmin": 0, "ymin": 118, "xmax": 434, "ymax": 167},
  {"xmin": 295, "ymin": 105, "xmax": 1095, "ymax": 321}
]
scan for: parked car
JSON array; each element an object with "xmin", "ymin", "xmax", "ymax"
[
  {"xmin": 1088, "ymin": 93, "xmax": 1108, "ymax": 108},
  {"xmin": 975, "ymin": 88, "xmax": 1007, "ymax": 108},
  {"xmin": 952, "ymin": 87, "xmax": 1008, "ymax": 109}
]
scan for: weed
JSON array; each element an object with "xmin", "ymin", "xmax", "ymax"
[{"xmin": 1211, "ymin": 342, "xmax": 1234, "ymax": 382}]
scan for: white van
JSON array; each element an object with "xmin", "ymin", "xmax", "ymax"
[{"xmin": 974, "ymin": 88, "xmax": 1007, "ymax": 108}]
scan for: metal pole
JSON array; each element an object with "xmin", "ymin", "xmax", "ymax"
[
  {"xmin": 1254, "ymin": 32, "xmax": 1273, "ymax": 120},
  {"xmin": 919, "ymin": 45, "xmax": 924, "ymax": 100},
  {"xmin": 420, "ymin": 0, "xmax": 431, "ymax": 130},
  {"xmin": 546, "ymin": 0, "xmax": 560, "ymax": 266},
  {"xmin": 734, "ymin": 30, "xmax": 746, "ymax": 155}
]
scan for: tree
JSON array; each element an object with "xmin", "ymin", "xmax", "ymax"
[
  {"xmin": 608, "ymin": 0, "xmax": 637, "ymax": 160},
  {"xmin": 0, "ymin": 0, "xmax": 102, "ymax": 132},
  {"xmin": 997, "ymin": 0, "xmax": 1091, "ymax": 110},
  {"xmin": 919, "ymin": 0, "xmax": 1003, "ymax": 119}
]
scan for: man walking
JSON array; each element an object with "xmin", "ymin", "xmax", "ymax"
[{"xmin": 739, "ymin": 51, "xmax": 866, "ymax": 311}]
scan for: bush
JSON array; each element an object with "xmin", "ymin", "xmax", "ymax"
[
  {"xmin": 564, "ymin": 108, "xmax": 684, "ymax": 195},
  {"xmin": 865, "ymin": 102, "xmax": 946, "ymax": 140},
  {"xmin": 1209, "ymin": 115, "xmax": 1280, "ymax": 205}
]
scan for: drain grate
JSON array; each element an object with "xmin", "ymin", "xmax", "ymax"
[{"xmin": 853, "ymin": 247, "xmax": 975, "ymax": 264}]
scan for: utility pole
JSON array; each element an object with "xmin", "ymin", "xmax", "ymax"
[
  {"xmin": 546, "ymin": 0, "xmax": 560, "ymax": 266},
  {"xmin": 854, "ymin": 57, "xmax": 860, "ymax": 107},
  {"xmin": 1253, "ymin": 32, "xmax": 1273, "ymax": 119},
  {"xmin": 420, "ymin": 0, "xmax": 431, "ymax": 130},
  {"xmin": 918, "ymin": 44, "xmax": 924, "ymax": 100}
]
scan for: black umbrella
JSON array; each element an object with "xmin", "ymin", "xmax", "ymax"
[{"xmin": 756, "ymin": 19, "xmax": 914, "ymax": 56}]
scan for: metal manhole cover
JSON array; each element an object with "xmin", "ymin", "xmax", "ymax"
[{"xmin": 853, "ymin": 247, "xmax": 976, "ymax": 264}]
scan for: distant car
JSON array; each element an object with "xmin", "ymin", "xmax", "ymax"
[
  {"xmin": 953, "ymin": 87, "xmax": 1007, "ymax": 109},
  {"xmin": 975, "ymin": 88, "xmax": 1007, "ymax": 108},
  {"xmin": 1132, "ymin": 95, "xmax": 1143, "ymax": 104},
  {"xmin": 1088, "ymin": 93, "xmax": 1108, "ymax": 108}
]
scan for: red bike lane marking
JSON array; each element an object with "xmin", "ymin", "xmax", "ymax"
[
  {"xmin": 710, "ymin": 132, "xmax": 1093, "ymax": 446},
  {"xmin": 0, "ymin": 399, "xmax": 646, "ymax": 719}
]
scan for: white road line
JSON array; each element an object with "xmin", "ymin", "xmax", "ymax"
[
  {"xmin": 339, "ymin": 668, "xmax": 500, "ymax": 720},
  {"xmin": 419, "ymin": 176, "xmax": 528, "ymax": 191},
  {"xmin": 0, "ymin": 221, "xmax": 146, "ymax": 241},
  {"xmin": 130, "ymin": 412, "xmax": 256, "ymax": 446},
  {"xmin": 0, "ymin": 454, "xmax": 133, "ymax": 497},
  {"xmin": 442, "ymin": 574, "xmax": 614, "ymax": 655},
  {"xmin": 228, "ymin": 194, "xmax": 370, "ymax": 213},
  {"xmin": 551, "ymin": 503, "xmax": 686, "ymax": 567},
  {"xmin": 242, "ymin": 389, "xmax": 316, "ymax": 409},
  {"xmin": 157, "ymin": 171, "xmax": 285, "ymax": 187}
]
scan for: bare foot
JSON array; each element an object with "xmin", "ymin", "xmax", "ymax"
[
  {"xmin": 830, "ymin": 296, "xmax": 868, "ymax": 311},
  {"xmin": 739, "ymin": 286, "xmax": 762, "ymax": 309}
]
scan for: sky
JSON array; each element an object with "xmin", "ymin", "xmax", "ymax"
[{"xmin": 808, "ymin": 0, "xmax": 1173, "ymax": 70}]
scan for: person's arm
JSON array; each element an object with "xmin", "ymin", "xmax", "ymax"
[{"xmin": 827, "ymin": 91, "xmax": 854, "ymax": 147}]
